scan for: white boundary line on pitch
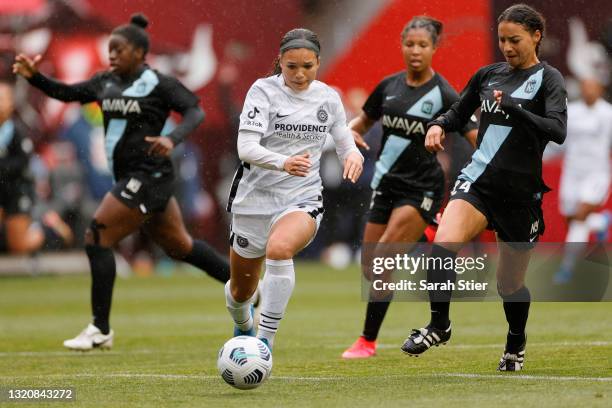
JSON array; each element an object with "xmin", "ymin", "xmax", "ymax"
[
  {"xmin": 2, "ymin": 341, "xmax": 610, "ymax": 358},
  {"xmin": 0, "ymin": 350, "xmax": 161, "ymax": 357},
  {"xmin": 1, "ymin": 373, "xmax": 610, "ymax": 383},
  {"xmin": 334, "ymin": 341, "xmax": 612, "ymax": 350}
]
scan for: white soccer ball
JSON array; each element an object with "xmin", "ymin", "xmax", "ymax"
[{"xmin": 217, "ymin": 336, "xmax": 273, "ymax": 390}]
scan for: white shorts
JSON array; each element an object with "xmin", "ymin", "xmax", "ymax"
[
  {"xmin": 559, "ymin": 170, "xmax": 610, "ymax": 216},
  {"xmin": 230, "ymin": 199, "xmax": 324, "ymax": 258}
]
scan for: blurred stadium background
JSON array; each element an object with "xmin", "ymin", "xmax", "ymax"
[{"xmin": 0, "ymin": 0, "xmax": 610, "ymax": 268}]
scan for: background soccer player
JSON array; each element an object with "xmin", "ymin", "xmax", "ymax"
[
  {"xmin": 13, "ymin": 13, "xmax": 230, "ymax": 350},
  {"xmin": 0, "ymin": 81, "xmax": 73, "ymax": 254},
  {"xmin": 400, "ymin": 4, "xmax": 567, "ymax": 372},
  {"xmin": 342, "ymin": 16, "xmax": 477, "ymax": 359},
  {"xmin": 554, "ymin": 77, "xmax": 612, "ymax": 283},
  {"xmin": 224, "ymin": 28, "xmax": 363, "ymax": 351}
]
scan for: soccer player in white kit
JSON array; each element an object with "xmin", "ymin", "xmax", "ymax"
[
  {"xmin": 555, "ymin": 77, "xmax": 612, "ymax": 283},
  {"xmin": 224, "ymin": 28, "xmax": 363, "ymax": 351}
]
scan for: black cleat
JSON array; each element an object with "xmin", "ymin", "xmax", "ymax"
[
  {"xmin": 498, "ymin": 335, "xmax": 526, "ymax": 371},
  {"xmin": 401, "ymin": 324, "xmax": 451, "ymax": 356}
]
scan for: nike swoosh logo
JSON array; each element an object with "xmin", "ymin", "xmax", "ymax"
[
  {"xmin": 120, "ymin": 191, "xmax": 133, "ymax": 200},
  {"xmin": 276, "ymin": 113, "xmax": 290, "ymax": 118},
  {"xmin": 488, "ymin": 81, "xmax": 499, "ymax": 86},
  {"xmin": 529, "ymin": 236, "xmax": 537, "ymax": 242},
  {"xmin": 385, "ymin": 96, "xmax": 397, "ymax": 100}
]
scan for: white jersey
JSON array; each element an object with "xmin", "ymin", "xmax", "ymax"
[
  {"xmin": 228, "ymin": 74, "xmax": 359, "ymax": 215},
  {"xmin": 562, "ymin": 99, "xmax": 612, "ymax": 176}
]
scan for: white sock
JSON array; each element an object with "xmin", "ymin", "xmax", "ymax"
[
  {"xmin": 225, "ymin": 281, "xmax": 257, "ymax": 331},
  {"xmin": 586, "ymin": 213, "xmax": 608, "ymax": 231},
  {"xmin": 566, "ymin": 221, "xmax": 590, "ymax": 242},
  {"xmin": 257, "ymin": 259, "xmax": 295, "ymax": 348},
  {"xmin": 561, "ymin": 221, "xmax": 589, "ymax": 272}
]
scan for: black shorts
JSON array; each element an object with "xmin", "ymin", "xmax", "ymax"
[
  {"xmin": 449, "ymin": 181, "xmax": 544, "ymax": 247},
  {"xmin": 0, "ymin": 179, "xmax": 34, "ymax": 216},
  {"xmin": 368, "ymin": 187, "xmax": 442, "ymax": 225},
  {"xmin": 111, "ymin": 172, "xmax": 175, "ymax": 214}
]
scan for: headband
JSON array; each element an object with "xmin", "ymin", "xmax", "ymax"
[{"xmin": 280, "ymin": 38, "xmax": 320, "ymax": 55}]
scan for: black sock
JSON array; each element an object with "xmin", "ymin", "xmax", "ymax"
[
  {"xmin": 85, "ymin": 245, "xmax": 116, "ymax": 335},
  {"xmin": 41, "ymin": 225, "xmax": 65, "ymax": 250},
  {"xmin": 501, "ymin": 286, "xmax": 530, "ymax": 351},
  {"xmin": 183, "ymin": 240, "xmax": 230, "ymax": 283},
  {"xmin": 362, "ymin": 293, "xmax": 393, "ymax": 341},
  {"xmin": 427, "ymin": 244, "xmax": 457, "ymax": 330}
]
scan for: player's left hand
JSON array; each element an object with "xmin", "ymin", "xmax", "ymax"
[
  {"xmin": 145, "ymin": 136, "xmax": 174, "ymax": 157},
  {"xmin": 343, "ymin": 152, "xmax": 363, "ymax": 183}
]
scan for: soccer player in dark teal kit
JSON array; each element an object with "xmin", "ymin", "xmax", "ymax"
[
  {"xmin": 401, "ymin": 4, "xmax": 567, "ymax": 371},
  {"xmin": 342, "ymin": 16, "xmax": 477, "ymax": 359},
  {"xmin": 13, "ymin": 13, "xmax": 230, "ymax": 350}
]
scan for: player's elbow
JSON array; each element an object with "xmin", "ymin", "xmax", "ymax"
[
  {"xmin": 237, "ymin": 143, "xmax": 251, "ymax": 163},
  {"xmin": 549, "ymin": 124, "xmax": 566, "ymax": 145}
]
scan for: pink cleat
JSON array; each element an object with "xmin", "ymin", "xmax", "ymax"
[{"xmin": 342, "ymin": 336, "xmax": 377, "ymax": 359}]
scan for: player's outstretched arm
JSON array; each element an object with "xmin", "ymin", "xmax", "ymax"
[{"xmin": 13, "ymin": 53, "xmax": 98, "ymax": 103}]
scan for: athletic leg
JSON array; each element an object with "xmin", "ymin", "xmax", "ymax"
[
  {"xmin": 401, "ymin": 198, "xmax": 487, "ymax": 355},
  {"xmin": 143, "ymin": 197, "xmax": 229, "ymax": 282},
  {"xmin": 257, "ymin": 211, "xmax": 316, "ymax": 349}
]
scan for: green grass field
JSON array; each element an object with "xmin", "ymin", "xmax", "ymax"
[{"xmin": 1, "ymin": 263, "xmax": 610, "ymax": 407}]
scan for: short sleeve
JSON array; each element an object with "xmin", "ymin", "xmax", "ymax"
[
  {"xmin": 362, "ymin": 78, "xmax": 389, "ymax": 120},
  {"xmin": 239, "ymin": 81, "xmax": 270, "ymax": 133}
]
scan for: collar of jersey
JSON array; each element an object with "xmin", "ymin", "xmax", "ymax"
[
  {"xmin": 506, "ymin": 61, "xmax": 544, "ymax": 73},
  {"xmin": 112, "ymin": 64, "xmax": 149, "ymax": 82}
]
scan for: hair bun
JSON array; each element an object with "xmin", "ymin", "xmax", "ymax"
[{"xmin": 130, "ymin": 13, "xmax": 148, "ymax": 29}]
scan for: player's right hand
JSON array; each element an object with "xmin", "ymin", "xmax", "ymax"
[
  {"xmin": 283, "ymin": 153, "xmax": 311, "ymax": 177},
  {"xmin": 424, "ymin": 124, "xmax": 445, "ymax": 153},
  {"xmin": 351, "ymin": 129, "xmax": 370, "ymax": 150},
  {"xmin": 12, "ymin": 54, "xmax": 42, "ymax": 79}
]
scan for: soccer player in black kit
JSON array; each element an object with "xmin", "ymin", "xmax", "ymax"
[
  {"xmin": 400, "ymin": 4, "xmax": 567, "ymax": 371},
  {"xmin": 13, "ymin": 13, "xmax": 230, "ymax": 350},
  {"xmin": 342, "ymin": 16, "xmax": 477, "ymax": 359},
  {"xmin": 0, "ymin": 81, "xmax": 73, "ymax": 253}
]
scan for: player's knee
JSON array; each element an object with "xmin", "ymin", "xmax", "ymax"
[
  {"xmin": 85, "ymin": 219, "xmax": 106, "ymax": 246},
  {"xmin": 266, "ymin": 240, "xmax": 294, "ymax": 260}
]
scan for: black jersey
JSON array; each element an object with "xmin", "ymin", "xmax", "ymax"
[
  {"xmin": 0, "ymin": 119, "xmax": 32, "ymax": 182},
  {"xmin": 430, "ymin": 62, "xmax": 567, "ymax": 202},
  {"xmin": 363, "ymin": 71, "xmax": 476, "ymax": 195},
  {"xmin": 29, "ymin": 66, "xmax": 200, "ymax": 180}
]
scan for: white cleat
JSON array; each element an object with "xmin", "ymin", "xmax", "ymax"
[{"xmin": 63, "ymin": 324, "xmax": 114, "ymax": 351}]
